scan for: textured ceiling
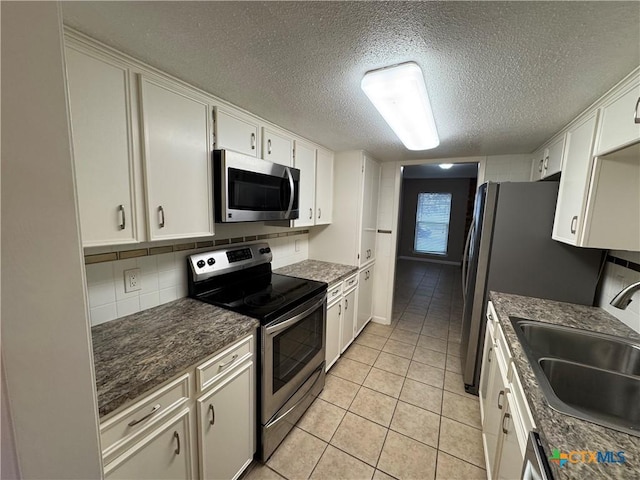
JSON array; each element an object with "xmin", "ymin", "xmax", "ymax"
[{"xmin": 61, "ymin": 1, "xmax": 640, "ymax": 162}]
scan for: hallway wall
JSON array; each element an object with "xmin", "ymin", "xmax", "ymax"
[{"xmin": 397, "ymin": 178, "xmax": 474, "ymax": 265}]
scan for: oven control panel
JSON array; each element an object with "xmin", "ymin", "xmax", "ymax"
[{"xmin": 188, "ymin": 242, "xmax": 273, "ymax": 282}]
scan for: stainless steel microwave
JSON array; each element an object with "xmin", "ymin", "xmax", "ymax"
[{"xmin": 213, "ymin": 150, "xmax": 300, "ymax": 222}]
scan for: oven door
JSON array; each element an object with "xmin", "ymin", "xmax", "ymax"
[
  {"xmin": 262, "ymin": 292, "xmax": 326, "ymax": 423},
  {"xmin": 215, "ymin": 150, "xmax": 299, "ymax": 222}
]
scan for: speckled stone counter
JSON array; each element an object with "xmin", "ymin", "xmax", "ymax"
[
  {"xmin": 489, "ymin": 291, "xmax": 640, "ymax": 480},
  {"xmin": 274, "ymin": 260, "xmax": 358, "ymax": 285},
  {"xmin": 92, "ymin": 298, "xmax": 259, "ymax": 418}
]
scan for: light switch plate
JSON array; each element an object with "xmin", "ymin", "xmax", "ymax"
[{"xmin": 124, "ymin": 268, "xmax": 141, "ymax": 293}]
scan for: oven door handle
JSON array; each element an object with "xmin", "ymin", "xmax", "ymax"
[
  {"xmin": 265, "ymin": 296, "xmax": 326, "ymax": 335},
  {"xmin": 284, "ymin": 167, "xmax": 295, "ymax": 219}
]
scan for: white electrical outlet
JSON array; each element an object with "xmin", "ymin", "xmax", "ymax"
[
  {"xmin": 295, "ymin": 240, "xmax": 301, "ymax": 252},
  {"xmin": 124, "ymin": 268, "xmax": 141, "ymax": 293}
]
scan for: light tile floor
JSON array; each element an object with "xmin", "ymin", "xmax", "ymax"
[{"xmin": 243, "ymin": 260, "xmax": 487, "ymax": 480}]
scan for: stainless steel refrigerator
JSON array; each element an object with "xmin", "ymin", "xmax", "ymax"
[{"xmin": 460, "ymin": 181, "xmax": 604, "ymax": 394}]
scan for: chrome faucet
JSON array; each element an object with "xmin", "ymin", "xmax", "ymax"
[{"xmin": 610, "ymin": 281, "xmax": 640, "ymax": 309}]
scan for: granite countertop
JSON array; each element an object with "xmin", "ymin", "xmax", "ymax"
[
  {"xmin": 274, "ymin": 259, "xmax": 358, "ymax": 285},
  {"xmin": 92, "ymin": 298, "xmax": 259, "ymax": 418},
  {"xmin": 489, "ymin": 291, "xmax": 640, "ymax": 480}
]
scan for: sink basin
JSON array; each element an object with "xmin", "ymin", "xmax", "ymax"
[
  {"xmin": 512, "ymin": 318, "xmax": 640, "ymax": 376},
  {"xmin": 510, "ymin": 317, "xmax": 640, "ymax": 437},
  {"xmin": 539, "ymin": 358, "xmax": 640, "ymax": 436}
]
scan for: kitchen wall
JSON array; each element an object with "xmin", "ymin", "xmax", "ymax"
[
  {"xmin": 397, "ymin": 178, "xmax": 474, "ymax": 264},
  {"xmin": 597, "ymin": 250, "xmax": 640, "ymax": 333},
  {"xmin": 85, "ymin": 229, "xmax": 310, "ymax": 326}
]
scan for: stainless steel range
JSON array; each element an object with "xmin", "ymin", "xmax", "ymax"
[{"xmin": 187, "ymin": 243, "xmax": 327, "ymax": 461}]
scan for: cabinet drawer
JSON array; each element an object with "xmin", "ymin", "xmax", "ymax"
[
  {"xmin": 343, "ymin": 273, "xmax": 358, "ymax": 293},
  {"xmin": 197, "ymin": 334, "xmax": 254, "ymax": 393},
  {"xmin": 101, "ymin": 373, "xmax": 190, "ymax": 462},
  {"xmin": 327, "ymin": 282, "xmax": 343, "ymax": 306}
]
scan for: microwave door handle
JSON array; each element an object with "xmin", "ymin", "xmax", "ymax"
[
  {"xmin": 265, "ymin": 296, "xmax": 325, "ymax": 335},
  {"xmin": 284, "ymin": 167, "xmax": 295, "ymax": 219}
]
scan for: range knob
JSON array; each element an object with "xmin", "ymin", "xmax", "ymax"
[
  {"xmin": 260, "ymin": 247, "xmax": 271, "ymax": 254},
  {"xmin": 196, "ymin": 260, "xmax": 206, "ymax": 268},
  {"xmin": 207, "ymin": 257, "xmax": 215, "ymax": 266}
]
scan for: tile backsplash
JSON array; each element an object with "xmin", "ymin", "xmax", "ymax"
[
  {"xmin": 85, "ymin": 234, "xmax": 309, "ymax": 326},
  {"xmin": 596, "ymin": 250, "xmax": 640, "ymax": 333}
]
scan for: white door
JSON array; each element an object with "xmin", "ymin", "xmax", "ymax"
[
  {"xmin": 315, "ymin": 148, "xmax": 334, "ymax": 225},
  {"xmin": 326, "ymin": 301, "xmax": 341, "ymax": 370},
  {"xmin": 496, "ymin": 396, "xmax": 526, "ymax": 480},
  {"xmin": 262, "ymin": 127, "xmax": 293, "ymax": 166},
  {"xmin": 341, "ymin": 288, "xmax": 357, "ymax": 353},
  {"xmin": 65, "ymin": 46, "xmax": 138, "ymax": 246},
  {"xmin": 293, "ymin": 140, "xmax": 316, "ymax": 227},
  {"xmin": 359, "ymin": 156, "xmax": 380, "ymax": 265},
  {"xmin": 104, "ymin": 409, "xmax": 192, "ymax": 480},
  {"xmin": 482, "ymin": 339, "xmax": 508, "ymax": 479},
  {"xmin": 356, "ymin": 265, "xmax": 374, "ymax": 335},
  {"xmin": 198, "ymin": 362, "xmax": 254, "ymax": 480},
  {"xmin": 552, "ymin": 111, "xmax": 598, "ymax": 245},
  {"xmin": 543, "ymin": 135, "xmax": 565, "ymax": 178},
  {"xmin": 215, "ymin": 107, "xmax": 259, "ymax": 157},
  {"xmin": 140, "ymin": 76, "xmax": 213, "ymax": 240}
]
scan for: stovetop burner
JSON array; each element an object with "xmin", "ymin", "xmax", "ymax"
[{"xmin": 244, "ymin": 291, "xmax": 286, "ymax": 308}]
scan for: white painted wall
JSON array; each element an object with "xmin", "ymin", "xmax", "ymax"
[
  {"xmin": 86, "ymin": 234, "xmax": 309, "ymax": 325},
  {"xmin": 479, "ymin": 154, "xmax": 532, "ymax": 183},
  {"xmin": 1, "ymin": 3, "xmax": 102, "ymax": 477},
  {"xmin": 597, "ymin": 250, "xmax": 640, "ymax": 333}
]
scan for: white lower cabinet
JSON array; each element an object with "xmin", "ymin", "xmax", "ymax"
[
  {"xmin": 197, "ymin": 361, "xmax": 254, "ymax": 480},
  {"xmin": 104, "ymin": 408, "xmax": 193, "ymax": 480},
  {"xmin": 356, "ymin": 264, "xmax": 374, "ymax": 335},
  {"xmin": 325, "ymin": 274, "xmax": 359, "ymax": 371},
  {"xmin": 326, "ymin": 298, "xmax": 342, "ymax": 370},
  {"xmin": 341, "ymin": 287, "xmax": 357, "ymax": 353}
]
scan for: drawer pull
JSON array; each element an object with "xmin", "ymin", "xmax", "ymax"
[
  {"xmin": 173, "ymin": 431, "xmax": 181, "ymax": 455},
  {"xmin": 502, "ymin": 412, "xmax": 511, "ymax": 435},
  {"xmin": 487, "ymin": 346, "xmax": 493, "ymax": 363},
  {"xmin": 251, "ymin": 132, "xmax": 256, "ymax": 150},
  {"xmin": 345, "ymin": 298, "xmax": 348, "ymax": 310},
  {"xmin": 208, "ymin": 404, "xmax": 215, "ymax": 426},
  {"xmin": 635, "ymin": 97, "xmax": 640, "ymax": 124},
  {"xmin": 570, "ymin": 215, "xmax": 578, "ymax": 234},
  {"xmin": 497, "ymin": 390, "xmax": 505, "ymax": 410},
  {"xmin": 128, "ymin": 403, "xmax": 161, "ymax": 427},
  {"xmin": 219, "ymin": 354, "xmax": 238, "ymax": 370},
  {"xmin": 118, "ymin": 204, "xmax": 126, "ymax": 230}
]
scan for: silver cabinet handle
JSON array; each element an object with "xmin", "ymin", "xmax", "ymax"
[
  {"xmin": 487, "ymin": 346, "xmax": 493, "ymax": 363},
  {"xmin": 635, "ymin": 97, "xmax": 640, "ymax": 124},
  {"xmin": 338, "ymin": 303, "xmax": 342, "ymax": 315},
  {"xmin": 251, "ymin": 132, "xmax": 256, "ymax": 150},
  {"xmin": 543, "ymin": 155, "xmax": 549, "ymax": 170},
  {"xmin": 538, "ymin": 159, "xmax": 543, "ymax": 173},
  {"xmin": 318, "ymin": 208, "xmax": 321, "ymax": 219},
  {"xmin": 118, "ymin": 205, "xmax": 126, "ymax": 230},
  {"xmin": 158, "ymin": 206, "xmax": 165, "ymax": 228},
  {"xmin": 219, "ymin": 354, "xmax": 238, "ymax": 370},
  {"xmin": 208, "ymin": 404, "xmax": 215, "ymax": 426},
  {"xmin": 570, "ymin": 215, "xmax": 578, "ymax": 234},
  {"xmin": 267, "ymin": 138, "xmax": 272, "ymax": 155},
  {"xmin": 497, "ymin": 390, "xmax": 505, "ymax": 409},
  {"xmin": 309, "ymin": 208, "xmax": 313, "ymax": 220},
  {"xmin": 502, "ymin": 412, "xmax": 511, "ymax": 435},
  {"xmin": 345, "ymin": 298, "xmax": 348, "ymax": 310},
  {"xmin": 127, "ymin": 403, "xmax": 161, "ymax": 426},
  {"xmin": 488, "ymin": 312, "xmax": 493, "ymax": 321},
  {"xmin": 173, "ymin": 431, "xmax": 181, "ymax": 455}
]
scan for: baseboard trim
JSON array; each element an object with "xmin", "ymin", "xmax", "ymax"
[
  {"xmin": 397, "ymin": 256, "xmax": 461, "ymax": 266},
  {"xmin": 372, "ymin": 316, "xmax": 390, "ymax": 326}
]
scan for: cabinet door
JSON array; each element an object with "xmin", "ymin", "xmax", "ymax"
[
  {"xmin": 293, "ymin": 140, "xmax": 316, "ymax": 228},
  {"xmin": 215, "ymin": 107, "xmax": 259, "ymax": 157},
  {"xmin": 140, "ymin": 77, "xmax": 213, "ymax": 240},
  {"xmin": 341, "ymin": 288, "xmax": 357, "ymax": 353},
  {"xmin": 356, "ymin": 265, "xmax": 374, "ymax": 335},
  {"xmin": 360, "ymin": 156, "xmax": 380, "ymax": 265},
  {"xmin": 65, "ymin": 46, "xmax": 138, "ymax": 247},
  {"xmin": 262, "ymin": 127, "xmax": 293, "ymax": 166},
  {"xmin": 478, "ymin": 324, "xmax": 495, "ymax": 425},
  {"xmin": 104, "ymin": 409, "xmax": 192, "ymax": 480},
  {"xmin": 198, "ymin": 361, "xmax": 254, "ymax": 480},
  {"xmin": 596, "ymin": 79, "xmax": 640, "ymax": 155},
  {"xmin": 315, "ymin": 148, "xmax": 334, "ymax": 225},
  {"xmin": 496, "ymin": 394, "xmax": 526, "ymax": 480},
  {"xmin": 552, "ymin": 111, "xmax": 598, "ymax": 245},
  {"xmin": 530, "ymin": 149, "xmax": 544, "ymax": 181},
  {"xmin": 326, "ymin": 301, "xmax": 341, "ymax": 370},
  {"xmin": 542, "ymin": 135, "xmax": 565, "ymax": 178}
]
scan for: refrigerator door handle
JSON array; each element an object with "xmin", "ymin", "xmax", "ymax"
[{"xmin": 462, "ymin": 222, "xmax": 475, "ymax": 300}]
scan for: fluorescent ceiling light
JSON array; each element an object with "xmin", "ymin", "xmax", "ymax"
[
  {"xmin": 361, "ymin": 62, "xmax": 439, "ymax": 151},
  {"xmin": 439, "ymin": 163, "xmax": 453, "ymax": 169}
]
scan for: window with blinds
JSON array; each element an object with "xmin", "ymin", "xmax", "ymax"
[{"xmin": 414, "ymin": 192, "xmax": 452, "ymax": 255}]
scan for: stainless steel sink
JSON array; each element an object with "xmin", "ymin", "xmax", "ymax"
[{"xmin": 510, "ymin": 317, "xmax": 640, "ymax": 437}]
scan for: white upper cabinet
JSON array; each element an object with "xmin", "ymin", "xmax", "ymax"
[
  {"xmin": 214, "ymin": 107, "xmax": 259, "ymax": 157},
  {"xmin": 315, "ymin": 147, "xmax": 334, "ymax": 225},
  {"xmin": 552, "ymin": 111, "xmax": 599, "ymax": 244},
  {"xmin": 139, "ymin": 76, "xmax": 214, "ymax": 240},
  {"xmin": 293, "ymin": 140, "xmax": 316, "ymax": 227},
  {"xmin": 595, "ymin": 75, "xmax": 640, "ymax": 156},
  {"xmin": 543, "ymin": 133, "xmax": 565, "ymax": 178},
  {"xmin": 529, "ymin": 148, "xmax": 545, "ymax": 182},
  {"xmin": 65, "ymin": 45, "xmax": 139, "ymax": 247},
  {"xmin": 360, "ymin": 155, "xmax": 381, "ymax": 265},
  {"xmin": 262, "ymin": 127, "xmax": 293, "ymax": 166}
]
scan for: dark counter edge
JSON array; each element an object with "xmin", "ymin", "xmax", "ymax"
[{"xmin": 489, "ymin": 291, "xmax": 640, "ymax": 480}]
